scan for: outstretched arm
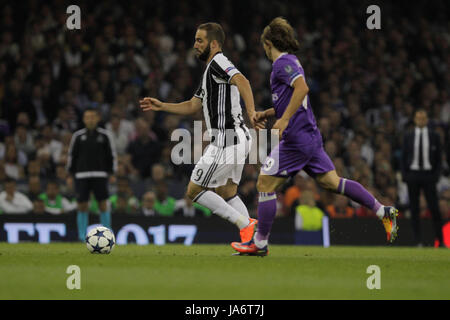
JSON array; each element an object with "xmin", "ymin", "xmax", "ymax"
[{"xmin": 140, "ymin": 96, "xmax": 202, "ymax": 115}]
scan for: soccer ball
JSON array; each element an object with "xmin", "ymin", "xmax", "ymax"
[{"xmin": 86, "ymin": 226, "xmax": 115, "ymax": 254}]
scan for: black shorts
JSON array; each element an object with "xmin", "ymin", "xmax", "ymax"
[{"xmin": 74, "ymin": 178, "xmax": 109, "ymax": 203}]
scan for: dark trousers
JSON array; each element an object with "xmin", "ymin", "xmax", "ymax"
[{"xmin": 406, "ymin": 178, "xmax": 443, "ymax": 245}]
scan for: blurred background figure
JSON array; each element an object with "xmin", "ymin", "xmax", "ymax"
[
  {"xmin": 67, "ymin": 108, "xmax": 117, "ymax": 241},
  {"xmin": 38, "ymin": 179, "xmax": 77, "ymax": 215},
  {"xmin": 0, "ymin": 178, "xmax": 33, "ymax": 214},
  {"xmin": 139, "ymin": 191, "xmax": 156, "ymax": 216},
  {"xmin": 401, "ymin": 109, "xmax": 444, "ymax": 247},
  {"xmin": 174, "ymin": 194, "xmax": 212, "ymax": 217}
]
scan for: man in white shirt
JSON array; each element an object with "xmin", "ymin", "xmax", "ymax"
[{"xmin": 0, "ymin": 178, "xmax": 33, "ymax": 214}]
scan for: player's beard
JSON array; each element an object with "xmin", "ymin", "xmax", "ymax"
[{"xmin": 197, "ymin": 43, "xmax": 211, "ymax": 62}]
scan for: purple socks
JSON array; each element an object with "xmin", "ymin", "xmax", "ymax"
[
  {"xmin": 337, "ymin": 178, "xmax": 382, "ymax": 212},
  {"xmin": 255, "ymin": 192, "xmax": 277, "ymax": 240}
]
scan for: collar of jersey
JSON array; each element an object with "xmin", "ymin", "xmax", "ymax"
[
  {"xmin": 207, "ymin": 51, "xmax": 223, "ymax": 67},
  {"xmin": 272, "ymin": 52, "xmax": 288, "ymax": 65}
]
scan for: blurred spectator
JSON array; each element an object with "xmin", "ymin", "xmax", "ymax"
[
  {"xmin": 3, "ymin": 143, "xmax": 26, "ymax": 180},
  {"xmin": 174, "ymin": 195, "xmax": 212, "ymax": 217},
  {"xmin": 105, "ymin": 112, "xmax": 132, "ymax": 155},
  {"xmin": 52, "ymin": 107, "xmax": 78, "ymax": 136},
  {"xmin": 139, "ymin": 191, "xmax": 156, "ymax": 216},
  {"xmin": 110, "ymin": 177, "xmax": 139, "ymax": 214},
  {"xmin": 32, "ymin": 198, "xmax": 46, "ymax": 214},
  {"xmin": 40, "ymin": 124, "xmax": 63, "ymax": 164},
  {"xmin": 38, "ymin": 180, "xmax": 77, "ymax": 214},
  {"xmin": 126, "ymin": 117, "xmax": 161, "ymax": 178},
  {"xmin": 0, "ymin": 178, "xmax": 33, "ymax": 214},
  {"xmin": 153, "ymin": 182, "xmax": 176, "ymax": 217},
  {"xmin": 284, "ymin": 174, "xmax": 306, "ymax": 209},
  {"xmin": 27, "ymin": 175, "xmax": 42, "ymax": 202},
  {"xmin": 326, "ymin": 195, "xmax": 355, "ymax": 219},
  {"xmin": 14, "ymin": 124, "xmax": 35, "ymax": 157},
  {"xmin": 401, "ymin": 109, "xmax": 444, "ymax": 246},
  {"xmin": 294, "ymin": 190, "xmax": 325, "ymax": 231},
  {"xmin": 0, "ymin": 160, "xmax": 6, "ymax": 189}
]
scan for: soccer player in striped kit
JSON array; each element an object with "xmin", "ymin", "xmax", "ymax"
[
  {"xmin": 231, "ymin": 17, "xmax": 399, "ymax": 256},
  {"xmin": 140, "ymin": 23, "xmax": 265, "ymax": 243}
]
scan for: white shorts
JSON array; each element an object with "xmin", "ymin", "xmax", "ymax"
[{"xmin": 190, "ymin": 127, "xmax": 252, "ymax": 188}]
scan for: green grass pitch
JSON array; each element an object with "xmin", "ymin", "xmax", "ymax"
[{"xmin": 0, "ymin": 243, "xmax": 449, "ymax": 300}]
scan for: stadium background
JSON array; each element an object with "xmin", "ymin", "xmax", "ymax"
[{"xmin": 0, "ymin": 0, "xmax": 449, "ymax": 246}]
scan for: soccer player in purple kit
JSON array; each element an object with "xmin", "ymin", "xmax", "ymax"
[{"xmin": 231, "ymin": 17, "xmax": 399, "ymax": 256}]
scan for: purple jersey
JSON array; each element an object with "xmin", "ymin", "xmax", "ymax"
[{"xmin": 270, "ymin": 53, "xmax": 318, "ymax": 145}]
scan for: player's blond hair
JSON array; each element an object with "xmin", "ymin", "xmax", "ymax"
[{"xmin": 261, "ymin": 17, "xmax": 300, "ymax": 54}]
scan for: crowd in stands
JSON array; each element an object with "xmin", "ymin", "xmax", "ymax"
[{"xmin": 0, "ymin": 0, "xmax": 449, "ymax": 222}]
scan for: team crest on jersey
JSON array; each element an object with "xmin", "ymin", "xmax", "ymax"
[
  {"xmin": 272, "ymin": 93, "xmax": 278, "ymax": 102},
  {"xmin": 264, "ymin": 157, "xmax": 276, "ymax": 171},
  {"xmin": 81, "ymin": 135, "xmax": 87, "ymax": 141},
  {"xmin": 284, "ymin": 65, "xmax": 293, "ymax": 74},
  {"xmin": 97, "ymin": 135, "xmax": 104, "ymax": 143}
]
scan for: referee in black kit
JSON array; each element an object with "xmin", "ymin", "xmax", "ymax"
[{"xmin": 67, "ymin": 108, "xmax": 117, "ymax": 241}]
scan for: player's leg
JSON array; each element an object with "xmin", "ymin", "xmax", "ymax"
[
  {"xmin": 187, "ymin": 180, "xmax": 250, "ymax": 229},
  {"xmin": 187, "ymin": 144, "xmax": 251, "ymax": 230},
  {"xmin": 232, "ymin": 139, "xmax": 312, "ymax": 255},
  {"xmin": 93, "ymin": 178, "xmax": 111, "ymax": 229},
  {"xmin": 74, "ymin": 178, "xmax": 90, "ymax": 241},
  {"xmin": 216, "ymin": 179, "xmax": 256, "ymax": 242},
  {"xmin": 216, "ymin": 178, "xmax": 249, "ymax": 219},
  {"xmin": 254, "ymin": 174, "xmax": 287, "ymax": 245},
  {"xmin": 314, "ymin": 169, "xmax": 398, "ymax": 242},
  {"xmin": 314, "ymin": 170, "xmax": 384, "ymax": 213}
]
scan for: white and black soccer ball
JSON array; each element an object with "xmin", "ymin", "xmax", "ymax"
[{"xmin": 86, "ymin": 226, "xmax": 115, "ymax": 254}]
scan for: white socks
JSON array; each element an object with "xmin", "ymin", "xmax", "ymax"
[
  {"xmin": 195, "ymin": 191, "xmax": 250, "ymax": 229},
  {"xmin": 254, "ymin": 232, "xmax": 268, "ymax": 248},
  {"xmin": 227, "ymin": 195, "xmax": 250, "ymax": 219},
  {"xmin": 376, "ymin": 206, "xmax": 385, "ymax": 219}
]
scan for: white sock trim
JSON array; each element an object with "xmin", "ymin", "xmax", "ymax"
[
  {"xmin": 376, "ymin": 206, "xmax": 385, "ymax": 219},
  {"xmin": 259, "ymin": 192, "xmax": 277, "ymax": 202}
]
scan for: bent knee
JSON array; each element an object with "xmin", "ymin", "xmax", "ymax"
[
  {"xmin": 186, "ymin": 183, "xmax": 204, "ymax": 201},
  {"xmin": 316, "ymin": 173, "xmax": 340, "ymax": 191},
  {"xmin": 257, "ymin": 175, "xmax": 284, "ymax": 193}
]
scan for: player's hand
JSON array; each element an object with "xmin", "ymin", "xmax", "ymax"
[
  {"xmin": 250, "ymin": 112, "xmax": 267, "ymax": 130},
  {"xmin": 272, "ymin": 118, "xmax": 289, "ymax": 137},
  {"xmin": 254, "ymin": 111, "xmax": 267, "ymax": 121},
  {"xmin": 139, "ymin": 97, "xmax": 164, "ymax": 112}
]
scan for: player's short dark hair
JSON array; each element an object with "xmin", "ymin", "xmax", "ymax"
[
  {"xmin": 197, "ymin": 22, "xmax": 225, "ymax": 48},
  {"xmin": 261, "ymin": 17, "xmax": 300, "ymax": 54}
]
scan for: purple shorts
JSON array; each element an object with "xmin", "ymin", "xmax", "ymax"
[{"xmin": 261, "ymin": 132, "xmax": 335, "ymax": 178}]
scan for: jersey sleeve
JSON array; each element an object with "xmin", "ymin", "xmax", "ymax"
[
  {"xmin": 209, "ymin": 55, "xmax": 241, "ymax": 83},
  {"xmin": 275, "ymin": 58, "xmax": 304, "ymax": 87},
  {"xmin": 194, "ymin": 80, "xmax": 204, "ymax": 100}
]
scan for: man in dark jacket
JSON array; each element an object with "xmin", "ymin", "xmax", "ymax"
[
  {"xmin": 401, "ymin": 109, "xmax": 443, "ymax": 247},
  {"xmin": 67, "ymin": 108, "xmax": 117, "ymax": 241}
]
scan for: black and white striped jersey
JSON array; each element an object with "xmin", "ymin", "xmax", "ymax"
[{"xmin": 194, "ymin": 52, "xmax": 249, "ymax": 147}]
